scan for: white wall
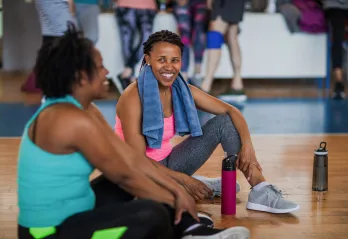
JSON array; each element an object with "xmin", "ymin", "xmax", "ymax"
[
  {"xmin": 97, "ymin": 12, "xmax": 328, "ymax": 81},
  {"xmin": 2, "ymin": 4, "xmax": 327, "ymax": 80}
]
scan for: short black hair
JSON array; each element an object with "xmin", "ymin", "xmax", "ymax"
[
  {"xmin": 34, "ymin": 22, "xmax": 96, "ymax": 98},
  {"xmin": 140, "ymin": 30, "xmax": 184, "ymax": 69}
]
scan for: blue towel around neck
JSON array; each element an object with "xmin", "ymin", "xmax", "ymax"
[{"xmin": 137, "ymin": 65, "xmax": 203, "ymax": 149}]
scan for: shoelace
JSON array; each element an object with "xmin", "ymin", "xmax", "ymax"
[
  {"xmin": 204, "ymin": 179, "xmax": 221, "ymax": 198},
  {"xmin": 268, "ymin": 185, "xmax": 284, "ymax": 198},
  {"xmin": 209, "ymin": 179, "xmax": 221, "ymax": 193}
]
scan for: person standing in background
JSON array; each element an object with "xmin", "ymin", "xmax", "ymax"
[
  {"xmin": 74, "ymin": 0, "xmax": 100, "ymax": 44},
  {"xmin": 114, "ymin": 0, "xmax": 158, "ymax": 90},
  {"xmin": 21, "ymin": 0, "xmax": 76, "ymax": 93},
  {"xmin": 323, "ymin": 0, "xmax": 348, "ymax": 100},
  {"xmin": 201, "ymin": 0, "xmax": 247, "ymax": 102},
  {"xmin": 173, "ymin": 0, "xmax": 208, "ymax": 85}
]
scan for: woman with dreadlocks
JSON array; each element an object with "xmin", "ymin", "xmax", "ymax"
[{"xmin": 115, "ymin": 30, "xmax": 300, "ymax": 215}]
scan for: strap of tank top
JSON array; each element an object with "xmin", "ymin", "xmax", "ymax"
[
  {"xmin": 32, "ymin": 115, "xmax": 39, "ymax": 144},
  {"xmin": 29, "ymin": 95, "xmax": 83, "ymax": 143}
]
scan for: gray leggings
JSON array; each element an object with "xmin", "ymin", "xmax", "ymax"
[{"xmin": 159, "ymin": 114, "xmax": 241, "ymax": 175}]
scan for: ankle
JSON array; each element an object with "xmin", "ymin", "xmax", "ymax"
[
  {"xmin": 201, "ymin": 81, "xmax": 211, "ymax": 93},
  {"xmin": 231, "ymin": 77, "xmax": 243, "ymax": 90},
  {"xmin": 252, "ymin": 181, "xmax": 269, "ymax": 191},
  {"xmin": 122, "ymin": 68, "xmax": 133, "ymax": 78}
]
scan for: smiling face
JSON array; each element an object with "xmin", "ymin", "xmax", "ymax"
[
  {"xmin": 78, "ymin": 48, "xmax": 110, "ymax": 100},
  {"xmin": 89, "ymin": 48, "xmax": 110, "ymax": 99},
  {"xmin": 144, "ymin": 41, "xmax": 182, "ymax": 87}
]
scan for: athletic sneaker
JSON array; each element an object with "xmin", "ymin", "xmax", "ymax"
[
  {"xmin": 197, "ymin": 212, "xmax": 214, "ymax": 228},
  {"xmin": 181, "ymin": 225, "xmax": 250, "ymax": 239},
  {"xmin": 332, "ymin": 82, "xmax": 345, "ymax": 100},
  {"xmin": 247, "ymin": 184, "xmax": 299, "ymax": 214},
  {"xmin": 193, "ymin": 175, "xmax": 241, "ymax": 198},
  {"xmin": 218, "ymin": 89, "xmax": 247, "ymax": 103}
]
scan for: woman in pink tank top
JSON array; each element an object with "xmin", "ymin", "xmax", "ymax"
[{"xmin": 115, "ymin": 30, "xmax": 299, "ymax": 214}]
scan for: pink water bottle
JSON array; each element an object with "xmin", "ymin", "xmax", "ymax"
[{"xmin": 221, "ymin": 154, "xmax": 237, "ymax": 215}]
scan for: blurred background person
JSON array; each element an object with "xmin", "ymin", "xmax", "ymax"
[
  {"xmin": 201, "ymin": 0, "xmax": 247, "ymax": 102},
  {"xmin": 173, "ymin": 0, "xmax": 208, "ymax": 85},
  {"xmin": 74, "ymin": 0, "xmax": 100, "ymax": 44},
  {"xmin": 20, "ymin": 0, "xmax": 76, "ymax": 93},
  {"xmin": 114, "ymin": 0, "xmax": 157, "ymax": 90},
  {"xmin": 323, "ymin": 0, "xmax": 348, "ymax": 100}
]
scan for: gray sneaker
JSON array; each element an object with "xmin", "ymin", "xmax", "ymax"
[
  {"xmin": 192, "ymin": 175, "xmax": 241, "ymax": 198},
  {"xmin": 247, "ymin": 184, "xmax": 299, "ymax": 213}
]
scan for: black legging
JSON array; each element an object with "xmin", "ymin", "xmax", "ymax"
[
  {"xmin": 326, "ymin": 8, "xmax": 348, "ymax": 69},
  {"xmin": 18, "ymin": 175, "xmax": 198, "ymax": 239},
  {"xmin": 115, "ymin": 7, "xmax": 156, "ymax": 72}
]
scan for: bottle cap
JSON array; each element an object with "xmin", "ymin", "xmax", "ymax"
[
  {"xmin": 314, "ymin": 142, "xmax": 328, "ymax": 155},
  {"xmin": 222, "ymin": 154, "xmax": 237, "ymax": 171}
]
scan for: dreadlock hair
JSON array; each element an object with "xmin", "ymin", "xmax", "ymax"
[
  {"xmin": 140, "ymin": 30, "xmax": 184, "ymax": 70},
  {"xmin": 34, "ymin": 22, "xmax": 96, "ymax": 98}
]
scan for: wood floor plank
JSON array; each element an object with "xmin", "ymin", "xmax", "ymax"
[{"xmin": 1, "ymin": 135, "xmax": 348, "ymax": 239}]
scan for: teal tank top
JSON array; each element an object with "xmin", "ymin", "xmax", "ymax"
[
  {"xmin": 74, "ymin": 0, "xmax": 98, "ymax": 4},
  {"xmin": 17, "ymin": 95, "xmax": 96, "ymax": 227}
]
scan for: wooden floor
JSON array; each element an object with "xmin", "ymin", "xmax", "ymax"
[{"xmin": 1, "ymin": 135, "xmax": 348, "ymax": 239}]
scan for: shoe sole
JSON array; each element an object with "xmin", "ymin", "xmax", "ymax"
[
  {"xmin": 181, "ymin": 227, "xmax": 250, "ymax": 239},
  {"xmin": 246, "ymin": 202, "xmax": 300, "ymax": 214},
  {"xmin": 197, "ymin": 212, "xmax": 214, "ymax": 228}
]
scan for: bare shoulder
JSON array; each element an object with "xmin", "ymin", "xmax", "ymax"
[
  {"xmin": 189, "ymin": 84, "xmax": 204, "ymax": 96},
  {"xmin": 116, "ymin": 82, "xmax": 142, "ymax": 117},
  {"xmin": 27, "ymin": 103, "xmax": 96, "ymax": 153},
  {"xmin": 48, "ymin": 104, "xmax": 95, "ymax": 135}
]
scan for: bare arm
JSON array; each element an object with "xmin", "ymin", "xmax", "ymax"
[
  {"xmin": 189, "ymin": 85, "xmax": 262, "ymax": 178},
  {"xmin": 207, "ymin": 0, "xmax": 213, "ymax": 9},
  {"xmin": 190, "ymin": 85, "xmax": 253, "ymax": 146},
  {"xmin": 70, "ymin": 109, "xmax": 176, "ymax": 207},
  {"xmin": 150, "ymin": 160, "xmax": 187, "ymax": 184},
  {"xmin": 68, "ymin": 0, "xmax": 75, "ymax": 16}
]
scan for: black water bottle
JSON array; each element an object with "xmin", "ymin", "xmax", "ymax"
[{"xmin": 312, "ymin": 142, "xmax": 328, "ymax": 193}]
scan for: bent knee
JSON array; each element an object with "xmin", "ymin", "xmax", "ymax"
[
  {"xmin": 215, "ymin": 114, "xmax": 233, "ymax": 126},
  {"xmin": 215, "ymin": 114, "xmax": 240, "ymax": 135}
]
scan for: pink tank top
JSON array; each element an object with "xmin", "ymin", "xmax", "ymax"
[
  {"xmin": 115, "ymin": 114, "xmax": 176, "ymax": 161},
  {"xmin": 117, "ymin": 0, "xmax": 157, "ymax": 10}
]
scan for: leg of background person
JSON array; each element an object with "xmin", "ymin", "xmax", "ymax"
[
  {"xmin": 200, "ymin": 16, "xmax": 228, "ymax": 93},
  {"xmin": 75, "ymin": 3, "xmax": 100, "ymax": 44}
]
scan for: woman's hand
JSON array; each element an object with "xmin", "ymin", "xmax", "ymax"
[
  {"xmin": 181, "ymin": 175, "xmax": 213, "ymax": 201},
  {"xmin": 174, "ymin": 189, "xmax": 199, "ymax": 224},
  {"xmin": 236, "ymin": 141, "xmax": 262, "ymax": 180}
]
